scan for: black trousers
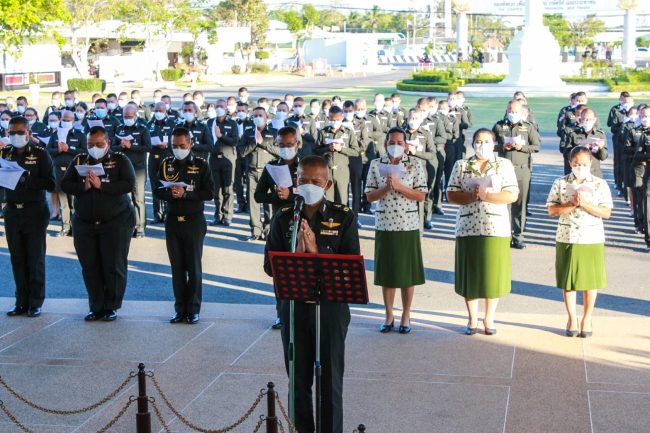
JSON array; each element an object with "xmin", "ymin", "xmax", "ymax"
[
  {"xmin": 165, "ymin": 214, "xmax": 207, "ymax": 315},
  {"xmin": 360, "ymin": 161, "xmax": 372, "ymax": 213},
  {"xmin": 148, "ymin": 156, "xmax": 166, "ymax": 220},
  {"xmin": 632, "ymin": 163, "xmax": 646, "ymax": 232},
  {"xmin": 73, "ymin": 208, "xmax": 135, "ymax": 313},
  {"xmin": 210, "ymin": 155, "xmax": 235, "ymax": 222},
  {"xmin": 4, "ymin": 202, "xmax": 49, "ymax": 309},
  {"xmin": 613, "ymin": 134, "xmax": 624, "ymax": 190},
  {"xmin": 443, "ymin": 143, "xmax": 456, "ymax": 193},
  {"xmin": 432, "ymin": 146, "xmax": 446, "ymax": 211},
  {"xmin": 280, "ymin": 300, "xmax": 350, "ymax": 433},
  {"xmin": 510, "ymin": 165, "xmax": 531, "ymax": 243},
  {"xmin": 248, "ymin": 168, "xmax": 271, "ymax": 237},
  {"xmin": 234, "ymin": 156, "xmax": 249, "ymax": 208},
  {"xmin": 349, "ymin": 156, "xmax": 363, "ymax": 214}
]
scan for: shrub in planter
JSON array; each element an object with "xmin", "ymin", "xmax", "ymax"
[
  {"xmin": 231, "ymin": 65, "xmax": 242, "ymax": 74},
  {"xmin": 160, "ymin": 68, "xmax": 184, "ymax": 81},
  {"xmin": 67, "ymin": 78, "xmax": 106, "ymax": 92}
]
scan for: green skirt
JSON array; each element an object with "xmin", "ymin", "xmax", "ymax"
[
  {"xmin": 455, "ymin": 236, "xmax": 511, "ymax": 299},
  {"xmin": 374, "ymin": 230, "xmax": 425, "ymax": 288},
  {"xmin": 555, "ymin": 242, "xmax": 606, "ymax": 291}
]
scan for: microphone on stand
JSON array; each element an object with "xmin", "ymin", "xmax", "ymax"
[{"xmin": 293, "ymin": 194, "xmax": 305, "ymax": 222}]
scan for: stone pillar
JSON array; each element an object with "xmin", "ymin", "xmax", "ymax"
[
  {"xmin": 456, "ymin": 12, "xmax": 468, "ymax": 61},
  {"xmin": 444, "ymin": 0, "xmax": 452, "ymax": 39},
  {"xmin": 622, "ymin": 7, "xmax": 637, "ymax": 67}
]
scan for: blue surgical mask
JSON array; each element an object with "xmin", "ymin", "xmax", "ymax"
[{"xmin": 95, "ymin": 108, "xmax": 107, "ymax": 119}]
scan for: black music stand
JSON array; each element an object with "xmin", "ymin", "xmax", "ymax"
[{"xmin": 268, "ymin": 251, "xmax": 368, "ymax": 433}]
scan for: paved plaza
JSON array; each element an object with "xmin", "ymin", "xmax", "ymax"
[{"xmin": 0, "ymin": 77, "xmax": 648, "ymax": 432}]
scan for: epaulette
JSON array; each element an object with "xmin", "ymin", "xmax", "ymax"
[
  {"xmin": 194, "ymin": 156, "xmax": 207, "ymax": 164},
  {"xmin": 280, "ymin": 206, "xmax": 292, "ymax": 213},
  {"xmin": 331, "ymin": 203, "xmax": 350, "ymax": 212},
  {"xmin": 162, "ymin": 155, "xmax": 175, "ymax": 162}
]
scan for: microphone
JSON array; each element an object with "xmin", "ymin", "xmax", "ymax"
[{"xmin": 293, "ymin": 194, "xmax": 304, "ymax": 222}]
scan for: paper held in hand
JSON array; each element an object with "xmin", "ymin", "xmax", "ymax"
[
  {"xmin": 87, "ymin": 120, "xmax": 104, "ymax": 129},
  {"xmin": 407, "ymin": 139, "xmax": 423, "ymax": 152},
  {"xmin": 378, "ymin": 163, "xmax": 406, "ymax": 178},
  {"xmin": 463, "ymin": 175, "xmax": 502, "ymax": 191},
  {"xmin": 75, "ymin": 163, "xmax": 105, "ymax": 177},
  {"xmin": 150, "ymin": 136, "xmax": 168, "ymax": 146},
  {"xmin": 566, "ymin": 183, "xmax": 595, "ymax": 197},
  {"xmin": 57, "ymin": 127, "xmax": 71, "ymax": 145},
  {"xmin": 265, "ymin": 163, "xmax": 293, "ymax": 188},
  {"xmin": 504, "ymin": 135, "xmax": 524, "ymax": 146},
  {"xmin": 159, "ymin": 180, "xmax": 190, "ymax": 188},
  {"xmin": 0, "ymin": 158, "xmax": 26, "ymax": 190},
  {"xmin": 325, "ymin": 138, "xmax": 344, "ymax": 145}
]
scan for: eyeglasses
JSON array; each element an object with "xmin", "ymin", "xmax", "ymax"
[{"xmin": 8, "ymin": 131, "xmax": 26, "ymax": 136}]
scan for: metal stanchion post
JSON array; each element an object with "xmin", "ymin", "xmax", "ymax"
[
  {"xmin": 266, "ymin": 382, "xmax": 278, "ymax": 433},
  {"xmin": 136, "ymin": 363, "xmax": 152, "ymax": 433}
]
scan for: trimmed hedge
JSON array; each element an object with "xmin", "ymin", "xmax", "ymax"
[
  {"xmin": 397, "ymin": 80, "xmax": 464, "ymax": 93},
  {"xmin": 67, "ymin": 78, "xmax": 105, "ymax": 92},
  {"xmin": 249, "ymin": 63, "xmax": 271, "ymax": 73},
  {"xmin": 160, "ymin": 68, "xmax": 184, "ymax": 81},
  {"xmin": 255, "ymin": 51, "xmax": 270, "ymax": 60},
  {"xmin": 412, "ymin": 71, "xmax": 453, "ymax": 83},
  {"xmin": 232, "ymin": 65, "xmax": 242, "ymax": 74},
  {"xmin": 561, "ymin": 77, "xmax": 607, "ymax": 83},
  {"xmin": 465, "ymin": 75, "xmax": 505, "ymax": 84}
]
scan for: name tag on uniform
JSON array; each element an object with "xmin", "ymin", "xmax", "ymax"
[
  {"xmin": 186, "ymin": 185, "xmax": 194, "ymax": 192},
  {"xmin": 24, "ymin": 160, "xmax": 37, "ymax": 165}
]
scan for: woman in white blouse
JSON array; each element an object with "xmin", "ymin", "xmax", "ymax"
[
  {"xmin": 365, "ymin": 127, "xmax": 427, "ymax": 334},
  {"xmin": 447, "ymin": 129, "xmax": 519, "ymax": 335},
  {"xmin": 547, "ymin": 146, "xmax": 612, "ymax": 338}
]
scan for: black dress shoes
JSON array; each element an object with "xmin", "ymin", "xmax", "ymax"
[
  {"xmin": 379, "ymin": 320, "xmax": 394, "ymax": 333},
  {"xmin": 186, "ymin": 314, "xmax": 200, "ymax": 324},
  {"xmin": 54, "ymin": 230, "xmax": 70, "ymax": 237},
  {"xmin": 423, "ymin": 220, "xmax": 433, "ymax": 230},
  {"xmin": 511, "ymin": 239, "xmax": 527, "ymax": 249},
  {"xmin": 170, "ymin": 313, "xmax": 185, "ymax": 323},
  {"xmin": 433, "ymin": 208, "xmax": 445, "ymax": 216},
  {"xmin": 271, "ymin": 318, "xmax": 282, "ymax": 329},
  {"xmin": 210, "ymin": 218, "xmax": 221, "ymax": 226},
  {"xmin": 27, "ymin": 307, "xmax": 42, "ymax": 318},
  {"xmin": 84, "ymin": 311, "xmax": 103, "ymax": 321},
  {"xmin": 103, "ymin": 310, "xmax": 117, "ymax": 321},
  {"xmin": 7, "ymin": 306, "xmax": 27, "ymax": 316},
  {"xmin": 221, "ymin": 218, "xmax": 231, "ymax": 227},
  {"xmin": 246, "ymin": 235, "xmax": 261, "ymax": 242}
]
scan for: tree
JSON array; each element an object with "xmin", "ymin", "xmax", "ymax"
[
  {"xmin": 302, "ymin": 4, "xmax": 320, "ymax": 29},
  {"xmin": 272, "ymin": 9, "xmax": 304, "ymax": 34},
  {"xmin": 212, "ymin": 0, "xmax": 269, "ymax": 49},
  {"xmin": 0, "ymin": 0, "xmax": 68, "ymax": 61},
  {"xmin": 544, "ymin": 13, "xmax": 606, "ymax": 49},
  {"xmin": 116, "ymin": 0, "xmax": 199, "ymax": 81},
  {"xmin": 64, "ymin": 0, "xmax": 114, "ymax": 78}
]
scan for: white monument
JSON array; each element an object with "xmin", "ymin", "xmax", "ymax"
[
  {"xmin": 454, "ymin": 2, "xmax": 469, "ymax": 61},
  {"xmin": 500, "ymin": 0, "xmax": 565, "ymax": 88},
  {"xmin": 620, "ymin": 0, "xmax": 638, "ymax": 67}
]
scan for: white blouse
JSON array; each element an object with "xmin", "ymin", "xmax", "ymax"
[
  {"xmin": 546, "ymin": 173, "xmax": 613, "ymax": 244},
  {"xmin": 446, "ymin": 157, "xmax": 520, "ymax": 238},
  {"xmin": 364, "ymin": 155, "xmax": 428, "ymax": 232}
]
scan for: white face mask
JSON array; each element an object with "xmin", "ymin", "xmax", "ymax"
[
  {"xmin": 153, "ymin": 97, "xmax": 161, "ymax": 104},
  {"xmin": 124, "ymin": 118, "xmax": 136, "ymax": 127},
  {"xmin": 28, "ymin": 119, "xmax": 36, "ymax": 126},
  {"xmin": 343, "ymin": 112, "xmax": 354, "ymax": 122},
  {"xmin": 293, "ymin": 106, "xmax": 304, "ymax": 116},
  {"xmin": 474, "ymin": 142, "xmax": 495, "ymax": 160},
  {"xmin": 0, "ymin": 120, "xmax": 9, "ymax": 129},
  {"xmin": 88, "ymin": 145, "xmax": 108, "ymax": 160},
  {"xmin": 75, "ymin": 112, "xmax": 85, "ymax": 120},
  {"xmin": 118, "ymin": 100, "xmax": 128, "ymax": 108},
  {"xmin": 215, "ymin": 107, "xmax": 227, "ymax": 118},
  {"xmin": 642, "ymin": 117, "xmax": 650, "ymax": 128},
  {"xmin": 10, "ymin": 135, "xmax": 28, "ymax": 148},
  {"xmin": 236, "ymin": 111, "xmax": 248, "ymax": 120},
  {"xmin": 439, "ymin": 109, "xmax": 449, "ymax": 116},
  {"xmin": 107, "ymin": 102, "xmax": 118, "ymax": 111},
  {"xmin": 407, "ymin": 120, "xmax": 420, "ymax": 130},
  {"xmin": 16, "ymin": 106, "xmax": 26, "ymax": 114},
  {"xmin": 207, "ymin": 110, "xmax": 217, "ymax": 119},
  {"xmin": 387, "ymin": 144, "xmax": 404, "ymax": 159},
  {"xmin": 65, "ymin": 99, "xmax": 74, "ymax": 108},
  {"xmin": 60, "ymin": 121, "xmax": 73, "ymax": 129},
  {"xmin": 52, "ymin": 99, "xmax": 60, "ymax": 107},
  {"xmin": 572, "ymin": 165, "xmax": 591, "ymax": 180},
  {"xmin": 48, "ymin": 121, "xmax": 60, "ymax": 129},
  {"xmin": 310, "ymin": 107, "xmax": 320, "ymax": 116},
  {"xmin": 330, "ymin": 120, "xmax": 343, "ymax": 130},
  {"xmin": 297, "ymin": 183, "xmax": 325, "ymax": 205},
  {"xmin": 279, "ymin": 146, "xmax": 297, "ymax": 161},
  {"xmin": 275, "ymin": 111, "xmax": 288, "ymax": 121},
  {"xmin": 182, "ymin": 112, "xmax": 195, "ymax": 123},
  {"xmin": 227, "ymin": 105, "xmax": 236, "ymax": 114},
  {"xmin": 239, "ymin": 96, "xmax": 249, "ymax": 103},
  {"xmin": 253, "ymin": 116, "xmax": 266, "ymax": 128},
  {"xmin": 506, "ymin": 112, "xmax": 521, "ymax": 124},
  {"xmin": 355, "ymin": 110, "xmax": 366, "ymax": 118},
  {"xmin": 154, "ymin": 112, "xmax": 166, "ymax": 121},
  {"xmin": 173, "ymin": 147, "xmax": 191, "ymax": 160},
  {"xmin": 582, "ymin": 121, "xmax": 595, "ymax": 132},
  {"xmin": 374, "ymin": 103, "xmax": 384, "ymax": 111}
]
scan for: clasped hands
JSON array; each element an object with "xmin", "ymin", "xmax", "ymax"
[
  {"xmin": 171, "ymin": 186, "xmax": 185, "ymax": 199},
  {"xmin": 295, "ymin": 219, "xmax": 318, "ymax": 254},
  {"xmin": 83, "ymin": 171, "xmax": 102, "ymax": 191}
]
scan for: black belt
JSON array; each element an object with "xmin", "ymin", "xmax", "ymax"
[
  {"xmin": 6, "ymin": 201, "xmax": 46, "ymax": 210},
  {"xmin": 167, "ymin": 213, "xmax": 204, "ymax": 223}
]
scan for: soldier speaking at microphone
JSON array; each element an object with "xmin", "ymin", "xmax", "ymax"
[
  {"xmin": 61, "ymin": 126, "xmax": 136, "ymax": 321},
  {"xmin": 154, "ymin": 127, "xmax": 214, "ymax": 325},
  {"xmin": 264, "ymin": 155, "xmax": 360, "ymax": 433}
]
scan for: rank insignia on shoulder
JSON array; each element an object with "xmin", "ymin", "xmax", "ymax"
[{"xmin": 281, "ymin": 206, "xmax": 291, "ymax": 212}]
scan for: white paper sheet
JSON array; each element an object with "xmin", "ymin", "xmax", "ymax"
[
  {"xmin": 116, "ymin": 134, "xmax": 134, "ymax": 141},
  {"xmin": 75, "ymin": 163, "xmax": 105, "ymax": 176},
  {"xmin": 0, "ymin": 137, "xmax": 10, "ymax": 146},
  {"xmin": 151, "ymin": 136, "xmax": 165, "ymax": 146},
  {"xmin": 378, "ymin": 163, "xmax": 406, "ymax": 178},
  {"xmin": 271, "ymin": 120, "xmax": 284, "ymax": 130},
  {"xmin": 159, "ymin": 180, "xmax": 190, "ymax": 188},
  {"xmin": 36, "ymin": 136, "xmax": 50, "ymax": 145},
  {"xmin": 504, "ymin": 135, "xmax": 524, "ymax": 146},
  {"xmin": 87, "ymin": 120, "xmax": 104, "ymax": 129},
  {"xmin": 566, "ymin": 183, "xmax": 595, "ymax": 197},
  {"xmin": 0, "ymin": 158, "xmax": 26, "ymax": 190},
  {"xmin": 57, "ymin": 127, "xmax": 71, "ymax": 145},
  {"xmin": 265, "ymin": 163, "xmax": 293, "ymax": 188}
]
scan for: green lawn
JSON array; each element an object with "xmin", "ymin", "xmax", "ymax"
[{"xmin": 304, "ymin": 87, "xmax": 622, "ymax": 135}]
